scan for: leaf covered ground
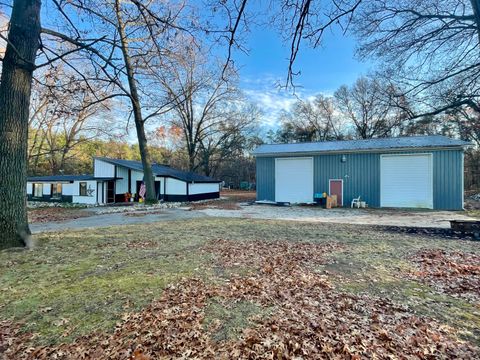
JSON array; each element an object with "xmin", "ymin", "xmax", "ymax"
[
  {"xmin": 28, "ymin": 207, "xmax": 91, "ymax": 223},
  {"xmin": 1, "ymin": 219, "xmax": 479, "ymax": 359},
  {"xmin": 188, "ymin": 190, "xmax": 256, "ymax": 210},
  {"xmin": 408, "ymin": 249, "xmax": 480, "ymax": 303}
]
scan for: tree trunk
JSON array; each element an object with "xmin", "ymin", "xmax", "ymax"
[
  {"xmin": 188, "ymin": 150, "xmax": 196, "ymax": 172},
  {"xmin": 133, "ymin": 105, "xmax": 157, "ymax": 202},
  {"xmin": 471, "ymin": 0, "xmax": 480, "ymax": 43},
  {"xmin": 115, "ymin": 0, "xmax": 156, "ymax": 202},
  {"xmin": 0, "ymin": 0, "xmax": 41, "ymax": 249}
]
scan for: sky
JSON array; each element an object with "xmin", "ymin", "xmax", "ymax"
[
  {"xmin": 233, "ymin": 24, "xmax": 372, "ymax": 128},
  {"xmin": 1, "ymin": 2, "xmax": 371, "ymax": 134}
]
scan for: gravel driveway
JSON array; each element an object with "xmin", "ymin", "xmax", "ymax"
[
  {"xmin": 30, "ymin": 202, "xmax": 477, "ymax": 233},
  {"xmin": 197, "ymin": 204, "xmax": 476, "ymax": 228},
  {"xmin": 30, "ymin": 207, "xmax": 206, "ymax": 233}
]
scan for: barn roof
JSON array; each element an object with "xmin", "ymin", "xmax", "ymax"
[
  {"xmin": 253, "ymin": 135, "xmax": 471, "ymax": 156},
  {"xmin": 95, "ymin": 157, "xmax": 221, "ymax": 183}
]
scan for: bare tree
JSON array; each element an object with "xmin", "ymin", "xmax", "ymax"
[
  {"xmin": 215, "ymin": 0, "xmax": 363, "ymax": 87},
  {"xmin": 352, "ymin": 0, "xmax": 480, "ymax": 116},
  {"xmin": 279, "ymin": 95, "xmax": 345, "ymax": 142},
  {"xmin": 153, "ymin": 45, "xmax": 244, "ymax": 172},
  {"xmin": 28, "ymin": 71, "xmax": 114, "ymax": 175},
  {"xmin": 43, "ymin": 0, "xmax": 192, "ymax": 203},
  {"xmin": 198, "ymin": 104, "xmax": 259, "ymax": 177},
  {"xmin": 334, "ymin": 76, "xmax": 408, "ymax": 139}
]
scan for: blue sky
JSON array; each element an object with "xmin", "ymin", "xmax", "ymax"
[{"xmin": 234, "ymin": 24, "xmax": 371, "ymax": 126}]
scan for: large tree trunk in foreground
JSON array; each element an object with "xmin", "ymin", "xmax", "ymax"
[
  {"xmin": 471, "ymin": 0, "xmax": 480, "ymax": 43},
  {"xmin": 115, "ymin": 0, "xmax": 156, "ymax": 203},
  {"xmin": 132, "ymin": 105, "xmax": 157, "ymax": 202},
  {"xmin": 0, "ymin": 0, "xmax": 41, "ymax": 249}
]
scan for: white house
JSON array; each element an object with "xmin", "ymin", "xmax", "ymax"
[{"xmin": 27, "ymin": 157, "xmax": 221, "ymax": 204}]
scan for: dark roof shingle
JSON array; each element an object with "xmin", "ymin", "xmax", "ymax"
[
  {"xmin": 95, "ymin": 157, "xmax": 221, "ymax": 183},
  {"xmin": 27, "ymin": 175, "xmax": 97, "ymax": 182},
  {"xmin": 253, "ymin": 135, "xmax": 471, "ymax": 156}
]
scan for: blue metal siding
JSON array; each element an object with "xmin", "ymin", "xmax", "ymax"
[
  {"xmin": 256, "ymin": 157, "xmax": 275, "ymax": 201},
  {"xmin": 313, "ymin": 153, "xmax": 380, "ymax": 207},
  {"xmin": 256, "ymin": 149, "xmax": 464, "ymax": 210},
  {"xmin": 433, "ymin": 149, "xmax": 463, "ymax": 210}
]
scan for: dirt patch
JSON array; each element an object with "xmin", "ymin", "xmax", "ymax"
[
  {"xmin": 4, "ymin": 239, "xmax": 478, "ymax": 359},
  {"xmin": 190, "ymin": 190, "xmax": 256, "ymax": 210},
  {"xmin": 190, "ymin": 201, "xmax": 242, "ymax": 210},
  {"xmin": 380, "ymin": 225, "xmax": 480, "ymax": 241},
  {"xmin": 220, "ymin": 190, "xmax": 256, "ymax": 202},
  {"xmin": 28, "ymin": 208, "xmax": 92, "ymax": 223},
  {"xmin": 408, "ymin": 249, "xmax": 480, "ymax": 303},
  {"xmin": 189, "ymin": 190, "xmax": 255, "ymax": 211},
  {"xmin": 199, "ymin": 204, "xmax": 476, "ymax": 228},
  {"xmin": 125, "ymin": 240, "xmax": 159, "ymax": 249}
]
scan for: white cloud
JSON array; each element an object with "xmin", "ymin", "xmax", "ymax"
[
  {"xmin": 241, "ymin": 75, "xmax": 326, "ymax": 128},
  {"xmin": 243, "ymin": 89, "xmax": 297, "ymax": 126}
]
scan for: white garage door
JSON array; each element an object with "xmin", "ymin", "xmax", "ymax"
[
  {"xmin": 275, "ymin": 157, "xmax": 313, "ymax": 203},
  {"xmin": 380, "ymin": 154, "xmax": 433, "ymax": 209}
]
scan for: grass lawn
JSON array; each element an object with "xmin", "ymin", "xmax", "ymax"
[
  {"xmin": 467, "ymin": 209, "xmax": 480, "ymax": 219},
  {"xmin": 1, "ymin": 219, "xmax": 479, "ymax": 358}
]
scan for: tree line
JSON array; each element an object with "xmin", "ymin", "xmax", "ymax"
[{"xmin": 268, "ymin": 76, "xmax": 480, "ymax": 144}]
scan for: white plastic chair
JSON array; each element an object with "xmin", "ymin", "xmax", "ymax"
[{"xmin": 351, "ymin": 196, "xmax": 361, "ymax": 208}]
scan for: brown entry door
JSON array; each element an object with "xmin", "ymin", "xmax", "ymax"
[{"xmin": 329, "ymin": 179, "xmax": 343, "ymax": 206}]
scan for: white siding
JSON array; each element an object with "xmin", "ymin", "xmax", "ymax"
[
  {"xmin": 132, "ymin": 170, "xmax": 143, "ymax": 192},
  {"xmin": 116, "ymin": 166, "xmax": 129, "ymax": 194},
  {"xmin": 94, "ymin": 159, "xmax": 115, "ymax": 178},
  {"xmin": 72, "ymin": 180, "xmax": 98, "ymax": 204},
  {"xmin": 62, "ymin": 183, "xmax": 75, "ymax": 196},
  {"xmin": 166, "ymin": 178, "xmax": 187, "ymax": 195},
  {"xmin": 189, "ymin": 182, "xmax": 219, "ymax": 195},
  {"xmin": 44, "ymin": 183, "xmax": 52, "ymax": 195},
  {"xmin": 155, "ymin": 177, "xmax": 164, "ymax": 197},
  {"xmin": 131, "ymin": 170, "xmax": 144, "ymax": 193},
  {"xmin": 96, "ymin": 182, "xmax": 104, "ymax": 204}
]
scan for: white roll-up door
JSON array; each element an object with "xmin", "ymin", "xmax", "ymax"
[
  {"xmin": 275, "ymin": 157, "xmax": 313, "ymax": 203},
  {"xmin": 380, "ymin": 154, "xmax": 433, "ymax": 208}
]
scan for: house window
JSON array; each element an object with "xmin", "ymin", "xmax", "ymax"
[
  {"xmin": 51, "ymin": 183, "xmax": 62, "ymax": 199},
  {"xmin": 33, "ymin": 183, "xmax": 43, "ymax": 198},
  {"xmin": 79, "ymin": 182, "xmax": 87, "ymax": 196}
]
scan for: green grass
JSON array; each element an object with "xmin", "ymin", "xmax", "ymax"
[
  {"xmin": 1, "ymin": 222, "xmax": 214, "ymax": 345},
  {"xmin": 204, "ymin": 298, "xmax": 269, "ymax": 342},
  {"xmin": 467, "ymin": 210, "xmax": 480, "ymax": 219},
  {"xmin": 1, "ymin": 218, "xmax": 479, "ymax": 347}
]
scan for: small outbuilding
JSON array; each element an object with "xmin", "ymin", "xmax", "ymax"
[
  {"xmin": 253, "ymin": 135, "xmax": 471, "ymax": 210},
  {"xmin": 27, "ymin": 157, "xmax": 221, "ymax": 204}
]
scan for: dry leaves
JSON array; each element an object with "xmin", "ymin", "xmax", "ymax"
[
  {"xmin": 2, "ymin": 240, "xmax": 478, "ymax": 359},
  {"xmin": 408, "ymin": 249, "xmax": 480, "ymax": 303},
  {"xmin": 27, "ymin": 208, "xmax": 91, "ymax": 223}
]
